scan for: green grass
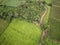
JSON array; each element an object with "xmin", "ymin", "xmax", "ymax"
[
  {"xmin": 47, "ymin": 0, "xmax": 60, "ymax": 42},
  {"xmin": 1, "ymin": 0, "xmax": 40, "ymax": 7},
  {"xmin": 1, "ymin": 0, "xmax": 21, "ymax": 7},
  {"xmin": 0, "ymin": 19, "xmax": 8, "ymax": 34},
  {"xmin": 42, "ymin": 0, "xmax": 60, "ymax": 45},
  {"xmin": 42, "ymin": 38, "xmax": 60, "ymax": 45},
  {"xmin": 48, "ymin": 6, "xmax": 60, "ymax": 41},
  {"xmin": 48, "ymin": 17, "xmax": 60, "ymax": 40},
  {"xmin": 0, "ymin": 0, "xmax": 45, "ymax": 45},
  {"xmin": 45, "ymin": 0, "xmax": 51, "ymax": 4},
  {"xmin": 43, "ymin": 6, "xmax": 51, "ymax": 25},
  {"xmin": 52, "ymin": 0, "xmax": 60, "ymax": 6},
  {"xmin": 0, "ymin": 18, "xmax": 42, "ymax": 45},
  {"xmin": 42, "ymin": 0, "xmax": 51, "ymax": 28}
]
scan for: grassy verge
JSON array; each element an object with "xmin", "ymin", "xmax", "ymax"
[
  {"xmin": 42, "ymin": 0, "xmax": 51, "ymax": 29},
  {"xmin": 43, "ymin": 6, "xmax": 51, "ymax": 25}
]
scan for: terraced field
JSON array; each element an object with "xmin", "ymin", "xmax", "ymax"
[{"xmin": 0, "ymin": 18, "xmax": 42, "ymax": 45}]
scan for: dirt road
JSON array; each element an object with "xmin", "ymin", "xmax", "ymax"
[
  {"xmin": 39, "ymin": 7, "xmax": 48, "ymax": 45},
  {"xmin": 40, "ymin": 7, "xmax": 48, "ymax": 24}
]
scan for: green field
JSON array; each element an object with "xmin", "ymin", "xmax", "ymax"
[
  {"xmin": 48, "ymin": 7, "xmax": 60, "ymax": 41},
  {"xmin": 1, "ymin": 0, "xmax": 23, "ymax": 7},
  {"xmin": 0, "ymin": 19, "xmax": 9, "ymax": 35},
  {"xmin": 1, "ymin": 0, "xmax": 60, "ymax": 45},
  {"xmin": 48, "ymin": 0, "xmax": 60, "ymax": 41},
  {"xmin": 42, "ymin": 38, "xmax": 60, "ymax": 45},
  {"xmin": 1, "ymin": 0, "xmax": 40, "ymax": 7},
  {"xmin": 0, "ymin": 18, "xmax": 42, "ymax": 45},
  {"xmin": 42, "ymin": 0, "xmax": 60, "ymax": 45},
  {"xmin": 52, "ymin": 0, "xmax": 60, "ymax": 6}
]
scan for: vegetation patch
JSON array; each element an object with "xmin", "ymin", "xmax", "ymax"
[
  {"xmin": 48, "ymin": 6, "xmax": 60, "ymax": 41},
  {"xmin": 42, "ymin": 38, "xmax": 60, "ymax": 45},
  {"xmin": 0, "ymin": 0, "xmax": 44, "ymax": 34},
  {"xmin": 0, "ymin": 18, "xmax": 42, "ymax": 45}
]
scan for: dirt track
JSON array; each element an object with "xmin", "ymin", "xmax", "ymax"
[
  {"xmin": 40, "ymin": 7, "xmax": 47, "ymax": 24},
  {"xmin": 39, "ymin": 7, "xmax": 48, "ymax": 45}
]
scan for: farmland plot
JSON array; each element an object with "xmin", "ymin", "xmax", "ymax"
[
  {"xmin": 47, "ymin": 0, "xmax": 60, "ymax": 41},
  {"xmin": 0, "ymin": 18, "xmax": 42, "ymax": 45},
  {"xmin": 52, "ymin": 0, "xmax": 60, "ymax": 6},
  {"xmin": 0, "ymin": 0, "xmax": 45, "ymax": 45},
  {"xmin": 42, "ymin": 0, "xmax": 60, "ymax": 45}
]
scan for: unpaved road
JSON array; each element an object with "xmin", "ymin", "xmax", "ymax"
[
  {"xmin": 39, "ymin": 7, "xmax": 48, "ymax": 45},
  {"xmin": 40, "ymin": 7, "xmax": 48, "ymax": 24},
  {"xmin": 39, "ymin": 4, "xmax": 60, "ymax": 45}
]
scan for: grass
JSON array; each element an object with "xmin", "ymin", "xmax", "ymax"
[
  {"xmin": 42, "ymin": 0, "xmax": 51, "ymax": 25},
  {"xmin": 1, "ymin": 0, "xmax": 21, "ymax": 7},
  {"xmin": 42, "ymin": 0, "xmax": 60, "ymax": 45},
  {"xmin": 52, "ymin": 0, "xmax": 60, "ymax": 6},
  {"xmin": 42, "ymin": 0, "xmax": 51, "ymax": 29},
  {"xmin": 0, "ymin": 18, "xmax": 42, "ymax": 45},
  {"xmin": 42, "ymin": 38, "xmax": 60, "ymax": 45},
  {"xmin": 0, "ymin": 0, "xmax": 45, "ymax": 45},
  {"xmin": 1, "ymin": 0, "xmax": 40, "ymax": 7},
  {"xmin": 48, "ymin": 6, "xmax": 60, "ymax": 41},
  {"xmin": 45, "ymin": 0, "xmax": 52, "ymax": 4},
  {"xmin": 0, "ymin": 19, "xmax": 8, "ymax": 35},
  {"xmin": 44, "ymin": 0, "xmax": 60, "ymax": 44},
  {"xmin": 43, "ymin": 5, "xmax": 51, "ymax": 25}
]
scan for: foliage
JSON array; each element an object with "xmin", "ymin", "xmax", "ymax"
[{"xmin": 0, "ymin": 1, "xmax": 45, "ymax": 22}]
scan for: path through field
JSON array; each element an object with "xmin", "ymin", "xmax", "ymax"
[
  {"xmin": 39, "ymin": 4, "xmax": 60, "ymax": 45},
  {"xmin": 39, "ymin": 7, "xmax": 48, "ymax": 45},
  {"xmin": 40, "ymin": 7, "xmax": 48, "ymax": 24}
]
